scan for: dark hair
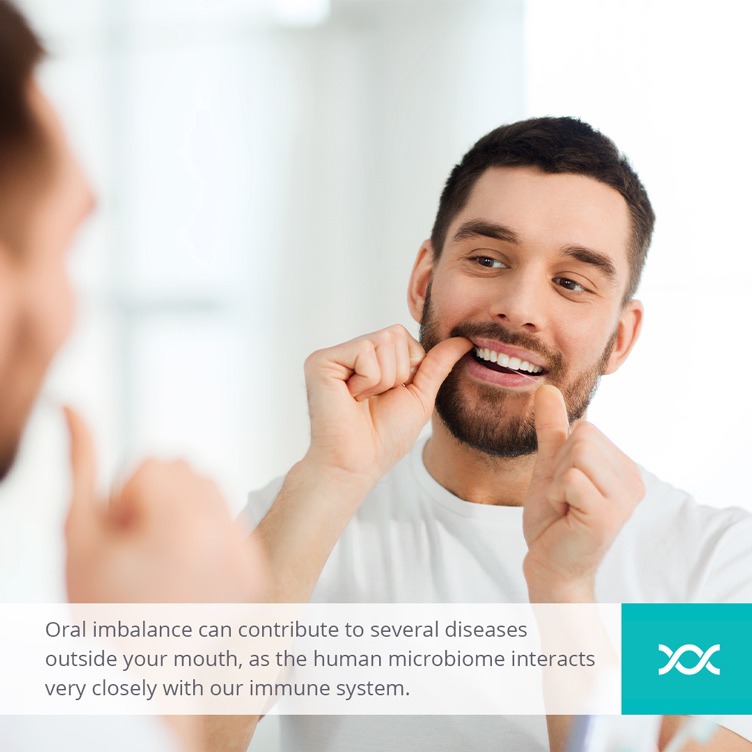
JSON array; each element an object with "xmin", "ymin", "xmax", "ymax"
[
  {"xmin": 431, "ymin": 116, "xmax": 655, "ymax": 302},
  {"xmin": 0, "ymin": 0, "xmax": 47, "ymax": 251}
]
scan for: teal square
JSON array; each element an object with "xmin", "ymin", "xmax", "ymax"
[{"xmin": 622, "ymin": 604, "xmax": 752, "ymax": 715}]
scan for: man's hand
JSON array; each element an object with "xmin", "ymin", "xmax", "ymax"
[
  {"xmin": 255, "ymin": 326, "xmax": 471, "ymax": 604},
  {"xmin": 522, "ymin": 385, "xmax": 645, "ymax": 603},
  {"xmin": 64, "ymin": 407, "xmax": 266, "ymax": 604},
  {"xmin": 304, "ymin": 324, "xmax": 472, "ymax": 485}
]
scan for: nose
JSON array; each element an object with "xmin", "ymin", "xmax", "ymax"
[{"xmin": 490, "ymin": 267, "xmax": 545, "ymax": 332}]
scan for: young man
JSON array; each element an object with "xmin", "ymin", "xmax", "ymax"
[
  {"xmin": 245, "ymin": 118, "xmax": 752, "ymax": 750},
  {"xmin": 0, "ymin": 2, "xmax": 265, "ymax": 749}
]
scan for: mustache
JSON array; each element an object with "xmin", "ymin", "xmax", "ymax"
[{"xmin": 447, "ymin": 321, "xmax": 565, "ymax": 375}]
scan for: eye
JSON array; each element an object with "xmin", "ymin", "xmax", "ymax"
[
  {"xmin": 474, "ymin": 256, "xmax": 507, "ymax": 269},
  {"xmin": 553, "ymin": 277, "xmax": 587, "ymax": 292}
]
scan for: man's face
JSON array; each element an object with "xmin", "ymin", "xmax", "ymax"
[
  {"xmin": 0, "ymin": 83, "xmax": 93, "ymax": 479},
  {"xmin": 410, "ymin": 166, "xmax": 642, "ymax": 458}
]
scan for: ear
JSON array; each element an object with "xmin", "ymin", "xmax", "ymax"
[
  {"xmin": 407, "ymin": 240, "xmax": 435, "ymax": 324},
  {"xmin": 603, "ymin": 299, "xmax": 643, "ymax": 375}
]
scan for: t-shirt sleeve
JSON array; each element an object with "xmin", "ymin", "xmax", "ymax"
[{"xmin": 699, "ymin": 513, "xmax": 752, "ymax": 603}]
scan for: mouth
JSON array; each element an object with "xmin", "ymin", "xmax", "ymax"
[{"xmin": 471, "ymin": 345, "xmax": 547, "ymax": 380}]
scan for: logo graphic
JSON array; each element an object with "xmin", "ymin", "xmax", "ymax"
[
  {"xmin": 623, "ymin": 605, "xmax": 748, "ymax": 715},
  {"xmin": 658, "ymin": 644, "xmax": 720, "ymax": 676}
]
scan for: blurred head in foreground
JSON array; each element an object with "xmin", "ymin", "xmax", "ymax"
[
  {"xmin": 0, "ymin": 0, "xmax": 266, "ymax": 617},
  {"xmin": 0, "ymin": 0, "xmax": 94, "ymax": 479}
]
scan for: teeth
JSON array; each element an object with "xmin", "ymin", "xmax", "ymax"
[{"xmin": 474, "ymin": 346, "xmax": 543, "ymax": 374}]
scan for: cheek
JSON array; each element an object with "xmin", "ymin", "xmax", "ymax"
[
  {"xmin": 558, "ymin": 314, "xmax": 620, "ymax": 372},
  {"xmin": 23, "ymin": 259, "xmax": 76, "ymax": 362},
  {"xmin": 431, "ymin": 274, "xmax": 488, "ymax": 324}
]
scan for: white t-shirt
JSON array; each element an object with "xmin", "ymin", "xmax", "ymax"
[{"xmin": 244, "ymin": 436, "xmax": 752, "ymax": 751}]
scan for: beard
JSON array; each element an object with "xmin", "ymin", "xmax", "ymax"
[
  {"xmin": 0, "ymin": 443, "xmax": 19, "ymax": 482},
  {"xmin": 419, "ymin": 283, "xmax": 617, "ymax": 459}
]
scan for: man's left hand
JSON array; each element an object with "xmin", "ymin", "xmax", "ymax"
[{"xmin": 522, "ymin": 385, "xmax": 645, "ymax": 603}]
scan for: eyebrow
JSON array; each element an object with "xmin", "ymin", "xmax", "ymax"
[
  {"xmin": 452, "ymin": 220, "xmax": 520, "ymax": 245},
  {"xmin": 562, "ymin": 246, "xmax": 618, "ymax": 282}
]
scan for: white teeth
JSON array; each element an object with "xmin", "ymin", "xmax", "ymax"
[{"xmin": 473, "ymin": 346, "xmax": 544, "ymax": 374}]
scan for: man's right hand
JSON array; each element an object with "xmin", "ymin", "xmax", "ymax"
[{"xmin": 303, "ymin": 325, "xmax": 472, "ymax": 484}]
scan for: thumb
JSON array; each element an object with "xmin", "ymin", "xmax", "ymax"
[
  {"xmin": 409, "ymin": 337, "xmax": 473, "ymax": 414},
  {"xmin": 533, "ymin": 385, "xmax": 569, "ymax": 474},
  {"xmin": 64, "ymin": 406, "xmax": 99, "ymax": 537}
]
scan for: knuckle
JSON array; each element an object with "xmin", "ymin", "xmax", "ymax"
[
  {"xmin": 134, "ymin": 458, "xmax": 160, "ymax": 477},
  {"xmin": 570, "ymin": 443, "xmax": 589, "ymax": 466},
  {"xmin": 631, "ymin": 469, "xmax": 646, "ymax": 499},
  {"xmin": 361, "ymin": 370, "xmax": 380, "ymax": 387},
  {"xmin": 304, "ymin": 350, "xmax": 323, "ymax": 373},
  {"xmin": 572, "ymin": 421, "xmax": 596, "ymax": 440},
  {"xmin": 374, "ymin": 328, "xmax": 395, "ymax": 346},
  {"xmin": 562, "ymin": 466, "xmax": 581, "ymax": 486}
]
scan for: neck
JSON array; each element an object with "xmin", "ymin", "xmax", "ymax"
[{"xmin": 423, "ymin": 415, "xmax": 536, "ymax": 507}]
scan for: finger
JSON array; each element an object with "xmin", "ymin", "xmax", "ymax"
[
  {"xmin": 64, "ymin": 406, "xmax": 99, "ymax": 537},
  {"xmin": 119, "ymin": 459, "xmax": 230, "ymax": 517},
  {"xmin": 355, "ymin": 336, "xmax": 398, "ymax": 401},
  {"xmin": 533, "ymin": 385, "xmax": 569, "ymax": 474},
  {"xmin": 348, "ymin": 328, "xmax": 401, "ymax": 400},
  {"xmin": 549, "ymin": 466, "xmax": 600, "ymax": 517},
  {"xmin": 305, "ymin": 336, "xmax": 378, "ymax": 389},
  {"xmin": 550, "ymin": 467, "xmax": 629, "ymax": 541},
  {"xmin": 554, "ymin": 424, "xmax": 644, "ymax": 507},
  {"xmin": 407, "ymin": 335, "xmax": 426, "ymax": 366},
  {"xmin": 116, "ymin": 459, "xmax": 191, "ymax": 522},
  {"xmin": 345, "ymin": 343, "xmax": 384, "ymax": 399},
  {"xmin": 393, "ymin": 331, "xmax": 412, "ymax": 387},
  {"xmin": 402, "ymin": 333, "xmax": 426, "ymax": 386},
  {"xmin": 408, "ymin": 336, "xmax": 473, "ymax": 413},
  {"xmin": 552, "ymin": 424, "xmax": 616, "ymax": 498}
]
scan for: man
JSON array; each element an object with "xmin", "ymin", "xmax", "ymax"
[
  {"xmin": 244, "ymin": 118, "xmax": 752, "ymax": 751},
  {"xmin": 0, "ymin": 2, "xmax": 265, "ymax": 749}
]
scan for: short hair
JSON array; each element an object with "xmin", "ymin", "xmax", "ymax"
[
  {"xmin": 430, "ymin": 117, "xmax": 655, "ymax": 302},
  {"xmin": 0, "ymin": 0, "xmax": 47, "ymax": 252}
]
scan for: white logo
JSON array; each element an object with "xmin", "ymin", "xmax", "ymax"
[{"xmin": 658, "ymin": 644, "xmax": 720, "ymax": 675}]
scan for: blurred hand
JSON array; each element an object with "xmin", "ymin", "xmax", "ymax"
[
  {"xmin": 522, "ymin": 385, "xmax": 645, "ymax": 602},
  {"xmin": 303, "ymin": 324, "xmax": 472, "ymax": 484},
  {"xmin": 64, "ymin": 407, "xmax": 266, "ymax": 604}
]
